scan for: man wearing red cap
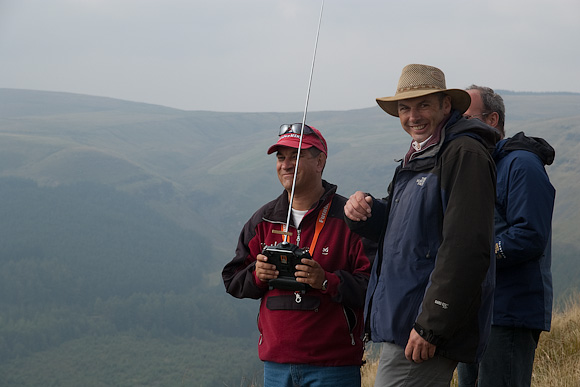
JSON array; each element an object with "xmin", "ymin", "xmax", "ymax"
[{"xmin": 223, "ymin": 123, "xmax": 371, "ymax": 386}]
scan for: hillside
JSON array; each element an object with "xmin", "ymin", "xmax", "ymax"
[
  {"xmin": 1, "ymin": 88, "xmax": 579, "ymax": 293},
  {"xmin": 0, "ymin": 88, "xmax": 579, "ymax": 385}
]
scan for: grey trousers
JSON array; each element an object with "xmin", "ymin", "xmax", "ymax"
[{"xmin": 374, "ymin": 342, "xmax": 457, "ymax": 387}]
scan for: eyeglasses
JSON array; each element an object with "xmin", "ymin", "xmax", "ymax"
[
  {"xmin": 279, "ymin": 123, "xmax": 326, "ymax": 152},
  {"xmin": 464, "ymin": 112, "xmax": 490, "ymax": 120}
]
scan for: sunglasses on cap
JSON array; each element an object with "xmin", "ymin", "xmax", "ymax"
[
  {"xmin": 279, "ymin": 123, "xmax": 326, "ymax": 152},
  {"xmin": 279, "ymin": 123, "xmax": 316, "ymax": 136}
]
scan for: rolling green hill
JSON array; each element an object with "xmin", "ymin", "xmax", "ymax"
[{"xmin": 0, "ymin": 88, "xmax": 579, "ymax": 385}]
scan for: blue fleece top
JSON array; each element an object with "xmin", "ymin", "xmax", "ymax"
[{"xmin": 492, "ymin": 131, "xmax": 555, "ymax": 331}]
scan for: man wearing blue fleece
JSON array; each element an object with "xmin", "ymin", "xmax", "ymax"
[{"xmin": 457, "ymin": 85, "xmax": 556, "ymax": 387}]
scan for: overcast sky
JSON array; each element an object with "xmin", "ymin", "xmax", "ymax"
[{"xmin": 1, "ymin": 0, "xmax": 578, "ymax": 112}]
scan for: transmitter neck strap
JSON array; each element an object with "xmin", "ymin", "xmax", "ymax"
[{"xmin": 283, "ymin": 198, "xmax": 332, "ymax": 256}]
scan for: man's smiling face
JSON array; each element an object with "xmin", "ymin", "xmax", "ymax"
[{"xmin": 397, "ymin": 93, "xmax": 451, "ymax": 142}]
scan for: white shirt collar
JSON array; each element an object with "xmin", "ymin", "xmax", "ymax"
[{"xmin": 412, "ymin": 135, "xmax": 433, "ymax": 152}]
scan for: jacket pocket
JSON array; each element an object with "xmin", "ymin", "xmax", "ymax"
[
  {"xmin": 266, "ymin": 294, "xmax": 320, "ymax": 311},
  {"xmin": 343, "ymin": 306, "xmax": 358, "ymax": 345}
]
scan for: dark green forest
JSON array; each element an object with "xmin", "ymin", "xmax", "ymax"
[
  {"xmin": 1, "ymin": 89, "xmax": 579, "ymax": 386},
  {"xmin": 0, "ymin": 177, "xmax": 261, "ymax": 386}
]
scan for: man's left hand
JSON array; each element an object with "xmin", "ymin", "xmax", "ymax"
[
  {"xmin": 295, "ymin": 258, "xmax": 326, "ymax": 290},
  {"xmin": 405, "ymin": 329, "xmax": 436, "ymax": 363}
]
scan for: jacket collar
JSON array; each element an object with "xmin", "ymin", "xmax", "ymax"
[
  {"xmin": 265, "ymin": 180, "xmax": 337, "ymax": 225},
  {"xmin": 403, "ymin": 110, "xmax": 500, "ymax": 167},
  {"xmin": 494, "ymin": 132, "xmax": 555, "ymax": 166}
]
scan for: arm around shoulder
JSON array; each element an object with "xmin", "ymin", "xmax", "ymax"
[{"xmin": 344, "ymin": 193, "xmax": 388, "ymax": 242}]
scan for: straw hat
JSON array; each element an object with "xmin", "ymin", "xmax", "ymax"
[{"xmin": 376, "ymin": 64, "xmax": 471, "ymax": 117}]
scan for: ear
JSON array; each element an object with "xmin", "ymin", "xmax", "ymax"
[
  {"xmin": 443, "ymin": 95, "xmax": 452, "ymax": 114},
  {"xmin": 486, "ymin": 111, "xmax": 500, "ymax": 129},
  {"xmin": 317, "ymin": 153, "xmax": 327, "ymax": 173}
]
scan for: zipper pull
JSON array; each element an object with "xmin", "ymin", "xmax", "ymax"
[
  {"xmin": 363, "ymin": 332, "xmax": 371, "ymax": 344},
  {"xmin": 294, "ymin": 291, "xmax": 302, "ymax": 304}
]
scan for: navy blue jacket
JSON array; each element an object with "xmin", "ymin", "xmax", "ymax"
[
  {"xmin": 347, "ymin": 112, "xmax": 500, "ymax": 363},
  {"xmin": 492, "ymin": 132, "xmax": 555, "ymax": 331}
]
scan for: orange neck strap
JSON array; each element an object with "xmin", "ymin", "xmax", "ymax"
[{"xmin": 283, "ymin": 199, "xmax": 331, "ymax": 256}]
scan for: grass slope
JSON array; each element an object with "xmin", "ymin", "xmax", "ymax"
[{"xmin": 360, "ymin": 294, "xmax": 580, "ymax": 386}]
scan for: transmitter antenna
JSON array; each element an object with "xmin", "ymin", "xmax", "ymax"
[{"xmin": 283, "ymin": 0, "xmax": 324, "ymax": 241}]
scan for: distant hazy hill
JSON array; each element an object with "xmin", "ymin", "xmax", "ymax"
[
  {"xmin": 1, "ymin": 88, "xmax": 579, "ymax": 290},
  {"xmin": 0, "ymin": 88, "xmax": 579, "ymax": 385}
]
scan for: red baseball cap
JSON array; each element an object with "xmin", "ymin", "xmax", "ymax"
[{"xmin": 267, "ymin": 124, "xmax": 327, "ymax": 156}]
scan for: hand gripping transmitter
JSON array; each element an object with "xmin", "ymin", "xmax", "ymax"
[{"xmin": 262, "ymin": 241, "xmax": 312, "ymax": 292}]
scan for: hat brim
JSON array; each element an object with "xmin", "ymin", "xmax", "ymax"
[
  {"xmin": 267, "ymin": 128, "xmax": 327, "ymax": 156},
  {"xmin": 267, "ymin": 142, "xmax": 315, "ymax": 155},
  {"xmin": 376, "ymin": 89, "xmax": 471, "ymax": 117}
]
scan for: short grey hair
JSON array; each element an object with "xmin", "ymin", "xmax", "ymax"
[{"xmin": 466, "ymin": 84, "xmax": 506, "ymax": 138}]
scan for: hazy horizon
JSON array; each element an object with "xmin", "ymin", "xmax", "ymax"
[{"xmin": 1, "ymin": 0, "xmax": 579, "ymax": 113}]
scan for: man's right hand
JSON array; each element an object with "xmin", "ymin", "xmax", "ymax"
[
  {"xmin": 255, "ymin": 254, "xmax": 279, "ymax": 282},
  {"xmin": 344, "ymin": 191, "xmax": 373, "ymax": 221}
]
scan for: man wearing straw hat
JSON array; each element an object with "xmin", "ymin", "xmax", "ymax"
[{"xmin": 345, "ymin": 64, "xmax": 500, "ymax": 386}]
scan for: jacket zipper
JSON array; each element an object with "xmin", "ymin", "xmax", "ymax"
[{"xmin": 342, "ymin": 307, "xmax": 357, "ymax": 346}]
